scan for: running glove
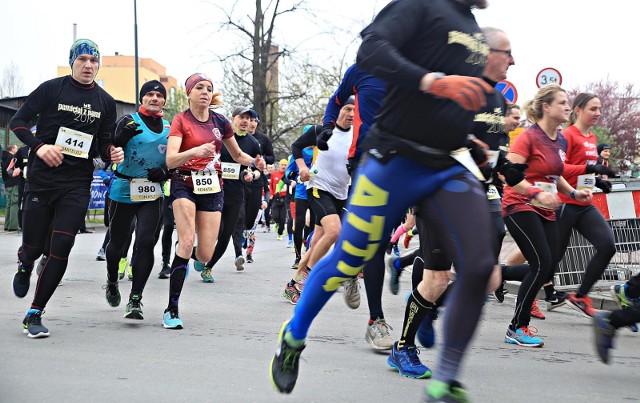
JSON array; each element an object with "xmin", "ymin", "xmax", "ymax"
[
  {"xmin": 586, "ymin": 163, "xmax": 616, "ymax": 177},
  {"xmin": 316, "ymin": 124, "xmax": 334, "ymax": 151},
  {"xmin": 428, "ymin": 75, "xmax": 494, "ymax": 111},
  {"xmin": 498, "ymin": 161, "xmax": 528, "ymax": 187},
  {"xmin": 146, "ymin": 167, "xmax": 171, "ymax": 182},
  {"xmin": 595, "ymin": 177, "xmax": 612, "ymax": 194},
  {"xmin": 115, "ymin": 116, "xmax": 143, "ymax": 147}
]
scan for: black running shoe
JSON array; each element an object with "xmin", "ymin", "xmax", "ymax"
[
  {"xmin": 124, "ymin": 295, "xmax": 144, "ymax": 320},
  {"xmin": 291, "ymin": 257, "xmax": 300, "ymax": 269},
  {"xmin": 493, "ymin": 281, "xmax": 506, "ymax": 303},
  {"xmin": 545, "ymin": 290, "xmax": 567, "ymax": 311},
  {"xmin": 103, "ymin": 280, "xmax": 121, "ymax": 307},
  {"xmin": 270, "ymin": 321, "xmax": 305, "ymax": 394},
  {"xmin": 13, "ymin": 262, "xmax": 33, "ymax": 298},
  {"xmin": 246, "ymin": 254, "xmax": 253, "ymax": 264},
  {"xmin": 23, "ymin": 309, "xmax": 50, "ymax": 338},
  {"xmin": 158, "ymin": 263, "xmax": 171, "ymax": 279}
]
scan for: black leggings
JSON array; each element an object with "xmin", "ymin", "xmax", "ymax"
[
  {"xmin": 294, "ymin": 198, "xmax": 315, "ymax": 259},
  {"xmin": 206, "ymin": 195, "xmax": 243, "ymax": 268},
  {"xmin": 161, "ymin": 196, "xmax": 175, "ymax": 265},
  {"xmin": 106, "ymin": 199, "xmax": 163, "ymax": 296},
  {"xmin": 271, "ymin": 199, "xmax": 286, "ymax": 235},
  {"xmin": 232, "ymin": 186, "xmax": 263, "ymax": 255},
  {"xmin": 505, "ymin": 211, "xmax": 558, "ymax": 329},
  {"xmin": 20, "ymin": 188, "xmax": 89, "ymax": 310},
  {"xmin": 554, "ymin": 203, "xmax": 616, "ymax": 296}
]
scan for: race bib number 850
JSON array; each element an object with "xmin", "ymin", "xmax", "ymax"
[{"xmin": 191, "ymin": 170, "xmax": 221, "ymax": 194}]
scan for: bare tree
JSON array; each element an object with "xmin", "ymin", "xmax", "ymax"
[
  {"xmin": 0, "ymin": 62, "xmax": 24, "ymax": 98},
  {"xmin": 568, "ymin": 80, "xmax": 640, "ymax": 173}
]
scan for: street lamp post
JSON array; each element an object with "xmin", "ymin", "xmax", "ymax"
[{"xmin": 134, "ymin": 0, "xmax": 139, "ymax": 109}]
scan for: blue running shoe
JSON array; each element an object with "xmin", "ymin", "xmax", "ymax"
[
  {"xmin": 504, "ymin": 326, "xmax": 544, "ymax": 347},
  {"xmin": 627, "ymin": 323, "xmax": 638, "ymax": 333},
  {"xmin": 387, "ymin": 341, "xmax": 432, "ymax": 379},
  {"xmin": 593, "ymin": 311, "xmax": 615, "ymax": 364},
  {"xmin": 22, "ymin": 309, "xmax": 50, "ymax": 338},
  {"xmin": 417, "ymin": 310, "xmax": 437, "ymax": 348},
  {"xmin": 611, "ymin": 284, "xmax": 637, "ymax": 309},
  {"xmin": 270, "ymin": 320, "xmax": 306, "ymax": 394},
  {"xmin": 193, "ymin": 260, "xmax": 205, "ymax": 272},
  {"xmin": 163, "ymin": 308, "xmax": 183, "ymax": 329},
  {"xmin": 425, "ymin": 380, "xmax": 469, "ymax": 403},
  {"xmin": 385, "ymin": 254, "xmax": 402, "ymax": 295},
  {"xmin": 201, "ymin": 268, "xmax": 214, "ymax": 283}
]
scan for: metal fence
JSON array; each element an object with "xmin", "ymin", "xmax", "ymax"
[{"xmin": 556, "ymin": 218, "xmax": 640, "ymax": 291}]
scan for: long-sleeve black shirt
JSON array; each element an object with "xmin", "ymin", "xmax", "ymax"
[
  {"xmin": 356, "ymin": 0, "xmax": 488, "ymax": 152},
  {"xmin": 221, "ymin": 133, "xmax": 262, "ymax": 201},
  {"xmin": 9, "ymin": 75, "xmax": 116, "ymax": 190}
]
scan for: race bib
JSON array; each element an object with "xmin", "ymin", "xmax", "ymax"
[
  {"xmin": 55, "ymin": 127, "xmax": 93, "ymax": 159},
  {"xmin": 450, "ymin": 147, "xmax": 484, "ymax": 180},
  {"xmin": 577, "ymin": 174, "xmax": 595, "ymax": 191},
  {"xmin": 191, "ymin": 170, "xmax": 221, "ymax": 194},
  {"xmin": 130, "ymin": 178, "xmax": 162, "ymax": 202},
  {"xmin": 486, "ymin": 184, "xmax": 501, "ymax": 200},
  {"xmin": 221, "ymin": 162, "xmax": 241, "ymax": 180},
  {"xmin": 531, "ymin": 181, "xmax": 557, "ymax": 209}
]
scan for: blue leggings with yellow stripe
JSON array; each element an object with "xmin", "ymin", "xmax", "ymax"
[{"xmin": 287, "ymin": 154, "xmax": 495, "ymax": 381}]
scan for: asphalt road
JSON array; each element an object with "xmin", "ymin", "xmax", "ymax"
[{"xmin": 1, "ymin": 227, "xmax": 639, "ymax": 403}]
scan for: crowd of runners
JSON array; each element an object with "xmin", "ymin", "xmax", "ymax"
[{"xmin": 5, "ymin": 0, "xmax": 640, "ymax": 402}]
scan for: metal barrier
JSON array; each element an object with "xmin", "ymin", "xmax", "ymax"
[{"xmin": 556, "ymin": 218, "xmax": 640, "ymax": 291}]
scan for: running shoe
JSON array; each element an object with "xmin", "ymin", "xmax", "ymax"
[
  {"xmin": 365, "ymin": 318, "xmax": 394, "ymax": 350},
  {"xmin": 504, "ymin": 326, "xmax": 544, "ymax": 347},
  {"xmin": 592, "ymin": 311, "xmax": 615, "ymax": 364},
  {"xmin": 565, "ymin": 292, "xmax": 596, "ymax": 318},
  {"xmin": 393, "ymin": 244, "xmax": 400, "ymax": 256},
  {"xmin": 283, "ymin": 282, "xmax": 300, "ymax": 305},
  {"xmin": 277, "ymin": 235, "xmax": 283, "ymax": 241},
  {"xmin": 118, "ymin": 258, "xmax": 128, "ymax": 280},
  {"xmin": 343, "ymin": 278, "xmax": 360, "ymax": 309},
  {"xmin": 163, "ymin": 308, "xmax": 183, "ymax": 329},
  {"xmin": 417, "ymin": 310, "xmax": 438, "ymax": 349},
  {"xmin": 287, "ymin": 239, "xmax": 294, "ymax": 248},
  {"xmin": 127, "ymin": 264, "xmax": 133, "ymax": 281},
  {"xmin": 103, "ymin": 280, "xmax": 121, "ymax": 307},
  {"xmin": 387, "ymin": 342, "xmax": 432, "ymax": 379},
  {"xmin": 36, "ymin": 255, "xmax": 47, "ymax": 276},
  {"xmin": 425, "ymin": 380, "xmax": 469, "ymax": 403},
  {"xmin": 193, "ymin": 260, "xmax": 205, "ymax": 272},
  {"xmin": 385, "ymin": 254, "xmax": 402, "ymax": 295},
  {"xmin": 22, "ymin": 309, "xmax": 50, "ymax": 339},
  {"xmin": 201, "ymin": 268, "xmax": 214, "ymax": 283},
  {"xmin": 291, "ymin": 257, "xmax": 300, "ymax": 270},
  {"xmin": 611, "ymin": 284, "xmax": 636, "ymax": 309},
  {"xmin": 628, "ymin": 324, "xmax": 639, "ymax": 333},
  {"xmin": 270, "ymin": 320, "xmax": 306, "ymax": 394},
  {"xmin": 96, "ymin": 248, "xmax": 106, "ymax": 261},
  {"xmin": 13, "ymin": 262, "xmax": 33, "ymax": 298},
  {"xmin": 545, "ymin": 290, "xmax": 567, "ymax": 311},
  {"xmin": 124, "ymin": 295, "xmax": 144, "ymax": 320},
  {"xmin": 158, "ymin": 263, "xmax": 171, "ymax": 279},
  {"xmin": 493, "ymin": 281, "xmax": 506, "ymax": 303},
  {"xmin": 246, "ymin": 254, "xmax": 254, "ymax": 263},
  {"xmin": 531, "ymin": 298, "xmax": 546, "ymax": 320},
  {"xmin": 235, "ymin": 256, "xmax": 245, "ymax": 271}
]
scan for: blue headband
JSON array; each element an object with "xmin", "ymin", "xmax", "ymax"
[{"xmin": 69, "ymin": 39, "xmax": 100, "ymax": 66}]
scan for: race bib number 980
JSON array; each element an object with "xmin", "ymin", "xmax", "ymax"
[
  {"xmin": 55, "ymin": 127, "xmax": 93, "ymax": 159},
  {"xmin": 130, "ymin": 178, "xmax": 162, "ymax": 201}
]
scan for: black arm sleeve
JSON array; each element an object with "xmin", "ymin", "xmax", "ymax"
[
  {"xmin": 356, "ymin": 0, "xmax": 430, "ymax": 90},
  {"xmin": 96, "ymin": 103, "xmax": 116, "ymax": 160},
  {"xmin": 9, "ymin": 85, "xmax": 49, "ymax": 150},
  {"xmin": 291, "ymin": 125, "xmax": 320, "ymax": 159}
]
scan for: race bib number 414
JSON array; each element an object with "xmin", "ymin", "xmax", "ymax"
[
  {"xmin": 55, "ymin": 127, "xmax": 93, "ymax": 159},
  {"xmin": 191, "ymin": 170, "xmax": 221, "ymax": 194}
]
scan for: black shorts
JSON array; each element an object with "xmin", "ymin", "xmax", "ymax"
[
  {"xmin": 418, "ymin": 217, "xmax": 452, "ymax": 272},
  {"xmin": 307, "ymin": 187, "xmax": 346, "ymax": 225},
  {"xmin": 170, "ymin": 179, "xmax": 224, "ymax": 212},
  {"xmin": 22, "ymin": 186, "xmax": 91, "ymax": 212}
]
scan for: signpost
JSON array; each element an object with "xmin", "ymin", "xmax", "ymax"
[
  {"xmin": 495, "ymin": 80, "xmax": 518, "ymax": 104},
  {"xmin": 536, "ymin": 67, "xmax": 562, "ymax": 88}
]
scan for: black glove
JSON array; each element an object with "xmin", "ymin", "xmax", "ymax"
[
  {"xmin": 317, "ymin": 124, "xmax": 334, "ymax": 151},
  {"xmin": 146, "ymin": 167, "xmax": 171, "ymax": 182},
  {"xmin": 240, "ymin": 169, "xmax": 253, "ymax": 184},
  {"xmin": 498, "ymin": 161, "xmax": 528, "ymax": 187},
  {"xmin": 586, "ymin": 163, "xmax": 616, "ymax": 177},
  {"xmin": 287, "ymin": 170, "xmax": 298, "ymax": 181},
  {"xmin": 465, "ymin": 138, "xmax": 488, "ymax": 166},
  {"xmin": 595, "ymin": 177, "xmax": 612, "ymax": 194},
  {"xmin": 114, "ymin": 116, "xmax": 143, "ymax": 147},
  {"xmin": 346, "ymin": 156, "xmax": 359, "ymax": 175}
]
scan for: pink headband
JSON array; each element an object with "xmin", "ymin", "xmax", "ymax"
[{"xmin": 185, "ymin": 73, "xmax": 213, "ymax": 95}]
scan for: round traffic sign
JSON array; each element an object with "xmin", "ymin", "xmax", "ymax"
[
  {"xmin": 536, "ymin": 67, "xmax": 562, "ymax": 88},
  {"xmin": 495, "ymin": 80, "xmax": 518, "ymax": 104}
]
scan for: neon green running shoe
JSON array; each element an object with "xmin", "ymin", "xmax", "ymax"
[
  {"xmin": 118, "ymin": 258, "xmax": 128, "ymax": 280},
  {"xmin": 425, "ymin": 380, "xmax": 469, "ymax": 403}
]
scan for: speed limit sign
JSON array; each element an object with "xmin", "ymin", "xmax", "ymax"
[{"xmin": 536, "ymin": 67, "xmax": 562, "ymax": 88}]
